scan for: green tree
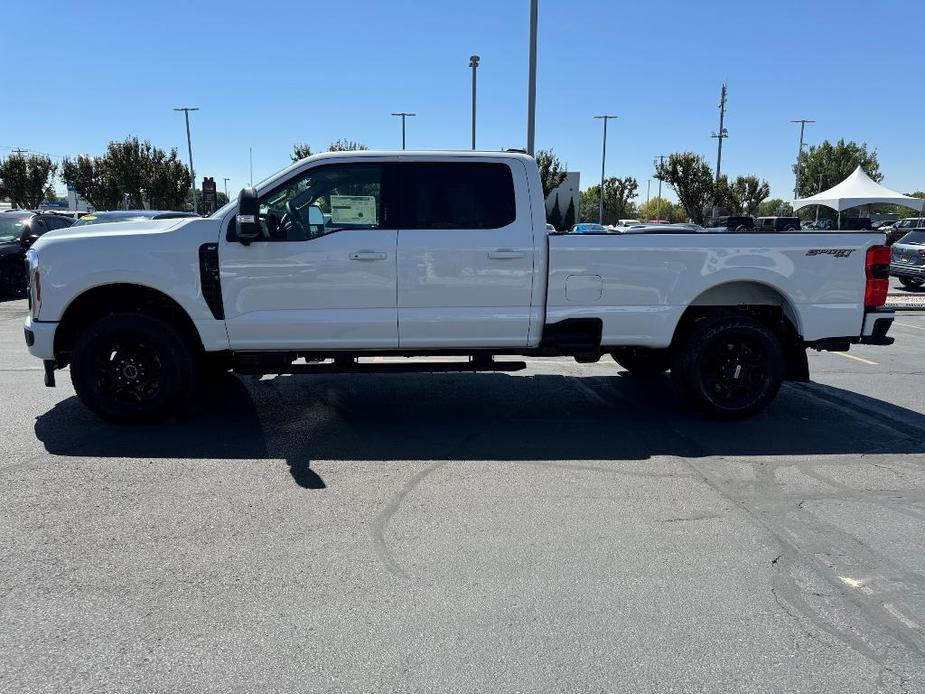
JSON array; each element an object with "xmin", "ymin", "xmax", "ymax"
[
  {"xmin": 535, "ymin": 149, "xmax": 568, "ymax": 199},
  {"xmin": 637, "ymin": 197, "xmax": 681, "ymax": 222},
  {"xmin": 795, "ymin": 139, "xmax": 881, "ymax": 199},
  {"xmin": 548, "ymin": 192, "xmax": 563, "ymax": 230},
  {"xmin": 60, "ymin": 154, "xmax": 121, "ymax": 210},
  {"xmin": 0, "ymin": 153, "xmax": 57, "ymax": 209},
  {"xmin": 756, "ymin": 198, "xmax": 794, "ymax": 217},
  {"xmin": 716, "ymin": 175, "xmax": 771, "ymax": 215},
  {"xmin": 62, "ymin": 137, "xmax": 191, "ymax": 210},
  {"xmin": 578, "ymin": 177, "xmax": 639, "ymax": 224},
  {"xmin": 328, "ymin": 140, "xmax": 368, "ymax": 152},
  {"xmin": 291, "ymin": 143, "xmax": 313, "ymax": 161},
  {"xmin": 656, "ymin": 153, "xmax": 715, "ymax": 224},
  {"xmin": 563, "ymin": 197, "xmax": 576, "ymax": 230}
]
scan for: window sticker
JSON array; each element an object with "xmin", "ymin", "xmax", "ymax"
[{"xmin": 330, "ymin": 195, "xmax": 377, "ymax": 225}]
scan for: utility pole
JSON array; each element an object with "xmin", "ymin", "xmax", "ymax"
[
  {"xmin": 223, "ymin": 177, "xmax": 230, "ymax": 199},
  {"xmin": 249, "ymin": 148, "xmax": 253, "ymax": 187},
  {"xmin": 646, "ymin": 179, "xmax": 651, "ymax": 215},
  {"xmin": 791, "ymin": 119, "xmax": 815, "ymax": 199},
  {"xmin": 469, "ymin": 55, "xmax": 480, "ymax": 149},
  {"xmin": 173, "ymin": 107, "xmax": 199, "ymax": 213},
  {"xmin": 710, "ymin": 83, "xmax": 728, "ymax": 219},
  {"xmin": 391, "ymin": 112, "xmax": 416, "ymax": 150},
  {"xmin": 593, "ymin": 115, "xmax": 618, "ymax": 225},
  {"xmin": 654, "ymin": 155, "xmax": 667, "ymax": 220},
  {"xmin": 526, "ymin": 0, "xmax": 538, "ymax": 155}
]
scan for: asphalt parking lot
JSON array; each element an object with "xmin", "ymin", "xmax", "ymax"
[{"xmin": 2, "ymin": 297, "xmax": 924, "ymax": 693}]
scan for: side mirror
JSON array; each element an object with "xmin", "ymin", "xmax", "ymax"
[
  {"xmin": 20, "ymin": 233, "xmax": 40, "ymax": 248},
  {"xmin": 236, "ymin": 187, "xmax": 261, "ymax": 243}
]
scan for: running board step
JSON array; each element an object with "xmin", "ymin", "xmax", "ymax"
[{"xmin": 233, "ymin": 359, "xmax": 527, "ymax": 376}]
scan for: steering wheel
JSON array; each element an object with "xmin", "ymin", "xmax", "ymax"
[{"xmin": 282, "ymin": 200, "xmax": 307, "ymax": 240}]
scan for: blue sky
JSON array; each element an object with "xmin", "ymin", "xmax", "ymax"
[{"xmin": 3, "ymin": 0, "xmax": 922, "ymax": 202}]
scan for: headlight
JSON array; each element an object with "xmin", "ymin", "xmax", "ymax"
[{"xmin": 25, "ymin": 249, "xmax": 40, "ymax": 319}]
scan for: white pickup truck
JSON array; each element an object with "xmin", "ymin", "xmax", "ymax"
[{"xmin": 24, "ymin": 151, "xmax": 895, "ymax": 423}]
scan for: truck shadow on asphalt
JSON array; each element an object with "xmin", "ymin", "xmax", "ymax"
[{"xmin": 34, "ymin": 371, "xmax": 925, "ymax": 489}]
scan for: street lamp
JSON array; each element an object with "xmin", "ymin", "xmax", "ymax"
[
  {"xmin": 469, "ymin": 55, "xmax": 480, "ymax": 150},
  {"xmin": 223, "ymin": 177, "xmax": 230, "ymax": 199},
  {"xmin": 391, "ymin": 112, "xmax": 416, "ymax": 150},
  {"xmin": 791, "ymin": 119, "xmax": 815, "ymax": 199},
  {"xmin": 173, "ymin": 107, "xmax": 199, "ymax": 212},
  {"xmin": 526, "ymin": 0, "xmax": 538, "ymax": 155},
  {"xmin": 592, "ymin": 116, "xmax": 617, "ymax": 225}
]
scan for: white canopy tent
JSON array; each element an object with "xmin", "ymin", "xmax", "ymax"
[{"xmin": 792, "ymin": 166, "xmax": 924, "ymax": 214}]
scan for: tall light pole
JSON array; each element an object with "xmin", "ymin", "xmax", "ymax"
[
  {"xmin": 646, "ymin": 179, "xmax": 651, "ymax": 215},
  {"xmin": 469, "ymin": 55, "xmax": 480, "ymax": 150},
  {"xmin": 173, "ymin": 107, "xmax": 199, "ymax": 212},
  {"xmin": 526, "ymin": 0, "xmax": 538, "ymax": 155},
  {"xmin": 593, "ymin": 115, "xmax": 618, "ymax": 225},
  {"xmin": 249, "ymin": 147, "xmax": 253, "ymax": 186},
  {"xmin": 710, "ymin": 83, "xmax": 728, "ymax": 219},
  {"xmin": 223, "ymin": 177, "xmax": 230, "ymax": 199},
  {"xmin": 654, "ymin": 155, "xmax": 667, "ymax": 220},
  {"xmin": 391, "ymin": 112, "xmax": 416, "ymax": 150},
  {"xmin": 791, "ymin": 119, "xmax": 815, "ymax": 199}
]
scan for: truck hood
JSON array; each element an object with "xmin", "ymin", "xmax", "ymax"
[{"xmin": 38, "ymin": 218, "xmax": 194, "ymax": 244}]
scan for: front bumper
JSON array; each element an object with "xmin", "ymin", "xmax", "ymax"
[
  {"xmin": 24, "ymin": 315, "xmax": 57, "ymax": 360},
  {"xmin": 890, "ymin": 262, "xmax": 925, "ymax": 279}
]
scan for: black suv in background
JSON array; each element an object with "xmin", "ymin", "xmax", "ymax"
[
  {"xmin": 755, "ymin": 216, "xmax": 801, "ymax": 231},
  {"xmin": 0, "ymin": 210, "xmax": 74, "ymax": 298}
]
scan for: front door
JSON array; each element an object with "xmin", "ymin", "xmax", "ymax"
[
  {"xmin": 396, "ymin": 160, "xmax": 536, "ymax": 349},
  {"xmin": 220, "ymin": 161, "xmax": 399, "ymax": 350}
]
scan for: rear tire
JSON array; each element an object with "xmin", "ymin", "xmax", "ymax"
[
  {"xmin": 611, "ymin": 347, "xmax": 670, "ymax": 375},
  {"xmin": 898, "ymin": 277, "xmax": 924, "ymax": 289},
  {"xmin": 672, "ymin": 315, "xmax": 784, "ymax": 419},
  {"xmin": 70, "ymin": 313, "xmax": 194, "ymax": 424}
]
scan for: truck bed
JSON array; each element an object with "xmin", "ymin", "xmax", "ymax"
[{"xmin": 546, "ymin": 231, "xmax": 886, "ymax": 347}]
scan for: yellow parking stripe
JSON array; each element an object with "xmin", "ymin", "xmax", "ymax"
[{"xmin": 833, "ymin": 352, "xmax": 878, "ymax": 366}]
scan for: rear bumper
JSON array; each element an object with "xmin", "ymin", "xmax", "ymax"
[
  {"xmin": 890, "ymin": 263, "xmax": 925, "ymax": 279},
  {"xmin": 860, "ymin": 309, "xmax": 894, "ymax": 345},
  {"xmin": 24, "ymin": 315, "xmax": 57, "ymax": 360},
  {"xmin": 807, "ymin": 308, "xmax": 894, "ymax": 350}
]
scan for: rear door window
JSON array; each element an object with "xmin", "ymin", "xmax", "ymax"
[{"xmin": 399, "ymin": 162, "xmax": 516, "ymax": 229}]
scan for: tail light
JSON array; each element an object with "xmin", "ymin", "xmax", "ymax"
[{"xmin": 865, "ymin": 245, "xmax": 890, "ymax": 308}]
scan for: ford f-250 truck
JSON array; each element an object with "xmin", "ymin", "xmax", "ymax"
[{"xmin": 23, "ymin": 151, "xmax": 895, "ymax": 423}]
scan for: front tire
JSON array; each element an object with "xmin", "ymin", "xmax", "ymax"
[
  {"xmin": 70, "ymin": 313, "xmax": 194, "ymax": 424},
  {"xmin": 611, "ymin": 347, "xmax": 670, "ymax": 375},
  {"xmin": 898, "ymin": 277, "xmax": 924, "ymax": 289},
  {"xmin": 672, "ymin": 315, "xmax": 784, "ymax": 419}
]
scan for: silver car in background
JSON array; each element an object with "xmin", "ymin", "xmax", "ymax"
[{"xmin": 890, "ymin": 229, "xmax": 925, "ymax": 289}]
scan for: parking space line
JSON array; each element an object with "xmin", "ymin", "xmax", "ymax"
[
  {"xmin": 833, "ymin": 352, "xmax": 878, "ymax": 366},
  {"xmin": 896, "ymin": 321, "xmax": 925, "ymax": 331}
]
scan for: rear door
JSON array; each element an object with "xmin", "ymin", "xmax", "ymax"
[{"xmin": 396, "ymin": 159, "xmax": 535, "ymax": 348}]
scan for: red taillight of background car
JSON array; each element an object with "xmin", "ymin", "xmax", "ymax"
[{"xmin": 865, "ymin": 245, "xmax": 891, "ymax": 308}]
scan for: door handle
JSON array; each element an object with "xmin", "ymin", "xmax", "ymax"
[
  {"xmin": 349, "ymin": 251, "xmax": 388, "ymax": 261},
  {"xmin": 488, "ymin": 249, "xmax": 525, "ymax": 259}
]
